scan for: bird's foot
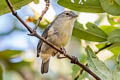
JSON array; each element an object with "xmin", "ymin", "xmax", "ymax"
[
  {"xmin": 60, "ymin": 47, "xmax": 66, "ymax": 54},
  {"xmin": 71, "ymin": 56, "xmax": 78, "ymax": 64},
  {"xmin": 57, "ymin": 54, "xmax": 66, "ymax": 59}
]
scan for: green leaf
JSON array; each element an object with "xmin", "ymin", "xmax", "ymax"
[
  {"xmin": 100, "ymin": 25, "xmax": 118, "ymax": 35},
  {"xmin": 57, "ymin": 0, "xmax": 104, "ymax": 13},
  {"xmin": 0, "ymin": 50, "xmax": 22, "ymax": 59},
  {"xmin": 73, "ymin": 21, "xmax": 107, "ymax": 42},
  {"xmin": 0, "ymin": 0, "xmax": 32, "ymax": 15},
  {"xmin": 86, "ymin": 46, "xmax": 112, "ymax": 80},
  {"xmin": 99, "ymin": 0, "xmax": 120, "ymax": 16},
  {"xmin": 115, "ymin": 0, "xmax": 120, "ymax": 6},
  {"xmin": 0, "ymin": 65, "xmax": 3, "ymax": 80},
  {"xmin": 86, "ymin": 22, "xmax": 107, "ymax": 38},
  {"xmin": 108, "ymin": 29, "xmax": 120, "ymax": 43}
]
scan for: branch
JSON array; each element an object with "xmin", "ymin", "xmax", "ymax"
[
  {"xmin": 33, "ymin": 0, "xmax": 50, "ymax": 31},
  {"xmin": 5, "ymin": 0, "xmax": 101, "ymax": 80},
  {"xmin": 95, "ymin": 43, "xmax": 113, "ymax": 54}
]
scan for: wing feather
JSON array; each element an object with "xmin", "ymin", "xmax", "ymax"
[{"xmin": 37, "ymin": 23, "xmax": 53, "ymax": 57}]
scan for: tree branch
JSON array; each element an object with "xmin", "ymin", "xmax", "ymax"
[
  {"xmin": 33, "ymin": 0, "xmax": 50, "ymax": 31},
  {"xmin": 5, "ymin": 0, "xmax": 101, "ymax": 80}
]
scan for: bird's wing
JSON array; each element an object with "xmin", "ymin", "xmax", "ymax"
[{"xmin": 37, "ymin": 23, "xmax": 53, "ymax": 57}]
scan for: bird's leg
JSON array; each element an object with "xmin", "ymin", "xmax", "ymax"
[{"xmin": 56, "ymin": 47, "xmax": 67, "ymax": 59}]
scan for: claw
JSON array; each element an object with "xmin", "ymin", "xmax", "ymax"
[
  {"xmin": 28, "ymin": 31, "xmax": 36, "ymax": 36},
  {"xmin": 60, "ymin": 47, "xmax": 66, "ymax": 54},
  {"xmin": 71, "ymin": 56, "xmax": 78, "ymax": 64}
]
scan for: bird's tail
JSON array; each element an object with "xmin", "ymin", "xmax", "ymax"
[{"xmin": 41, "ymin": 59, "xmax": 50, "ymax": 74}]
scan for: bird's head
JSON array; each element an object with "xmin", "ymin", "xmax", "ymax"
[{"xmin": 56, "ymin": 11, "xmax": 78, "ymax": 21}]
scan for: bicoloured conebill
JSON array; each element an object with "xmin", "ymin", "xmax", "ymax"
[{"xmin": 37, "ymin": 11, "xmax": 78, "ymax": 74}]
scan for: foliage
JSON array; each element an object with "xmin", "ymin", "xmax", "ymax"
[{"xmin": 58, "ymin": 0, "xmax": 120, "ymax": 15}]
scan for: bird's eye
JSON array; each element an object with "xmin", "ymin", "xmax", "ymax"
[{"xmin": 66, "ymin": 13, "xmax": 69, "ymax": 15}]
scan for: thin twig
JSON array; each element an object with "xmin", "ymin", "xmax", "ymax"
[
  {"xmin": 5, "ymin": 0, "xmax": 101, "ymax": 80},
  {"xmin": 95, "ymin": 43, "xmax": 113, "ymax": 54},
  {"xmin": 33, "ymin": 0, "xmax": 50, "ymax": 31}
]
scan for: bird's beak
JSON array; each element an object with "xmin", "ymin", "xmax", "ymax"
[{"xmin": 73, "ymin": 14, "xmax": 78, "ymax": 18}]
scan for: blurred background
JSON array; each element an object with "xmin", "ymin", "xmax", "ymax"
[{"xmin": 0, "ymin": 0, "xmax": 116, "ymax": 80}]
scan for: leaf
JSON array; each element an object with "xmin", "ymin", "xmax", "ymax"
[
  {"xmin": 0, "ymin": 50, "xmax": 22, "ymax": 59},
  {"xmin": 115, "ymin": 0, "xmax": 120, "ymax": 6},
  {"xmin": 0, "ymin": 0, "xmax": 32, "ymax": 15},
  {"xmin": 57, "ymin": 0, "xmax": 104, "ymax": 13},
  {"xmin": 108, "ymin": 29, "xmax": 120, "ymax": 43},
  {"xmin": 99, "ymin": 0, "xmax": 120, "ymax": 16},
  {"xmin": 86, "ymin": 22, "xmax": 107, "ymax": 38},
  {"xmin": 0, "ymin": 65, "xmax": 3, "ymax": 80},
  {"xmin": 86, "ymin": 46, "xmax": 112, "ymax": 80},
  {"xmin": 72, "ymin": 21, "xmax": 107, "ymax": 42}
]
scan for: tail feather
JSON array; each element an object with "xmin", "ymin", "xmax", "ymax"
[{"xmin": 41, "ymin": 59, "xmax": 50, "ymax": 74}]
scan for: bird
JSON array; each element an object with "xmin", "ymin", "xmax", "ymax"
[{"xmin": 37, "ymin": 11, "xmax": 78, "ymax": 74}]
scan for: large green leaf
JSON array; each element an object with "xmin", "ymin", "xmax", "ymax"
[
  {"xmin": 0, "ymin": 50, "xmax": 22, "ymax": 59},
  {"xmin": 99, "ymin": 0, "xmax": 120, "ymax": 16},
  {"xmin": 108, "ymin": 29, "xmax": 120, "ymax": 43},
  {"xmin": 73, "ymin": 21, "xmax": 107, "ymax": 42},
  {"xmin": 57, "ymin": 0, "xmax": 104, "ymax": 13},
  {"xmin": 86, "ymin": 46, "xmax": 112, "ymax": 80},
  {"xmin": 0, "ymin": 0, "xmax": 33, "ymax": 15}
]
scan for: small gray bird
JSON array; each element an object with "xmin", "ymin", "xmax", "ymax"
[{"xmin": 37, "ymin": 11, "xmax": 78, "ymax": 74}]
